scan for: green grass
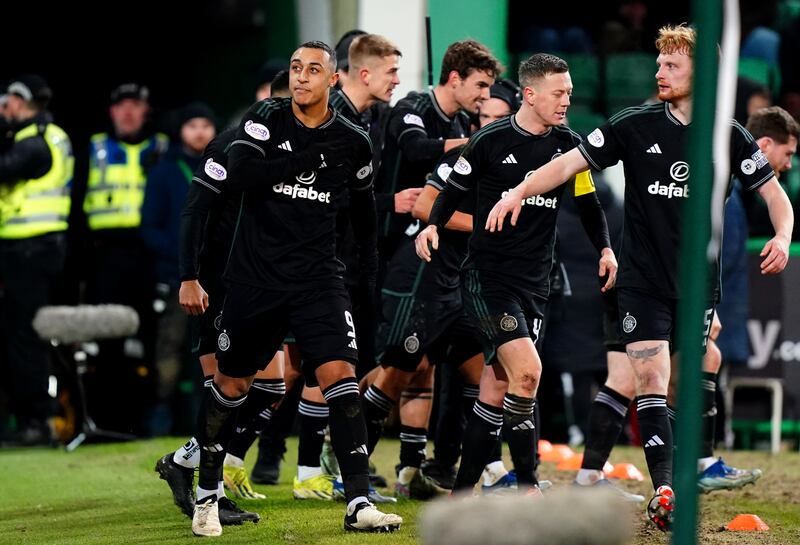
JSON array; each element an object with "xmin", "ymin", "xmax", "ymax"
[{"xmin": 0, "ymin": 439, "xmax": 798, "ymax": 544}]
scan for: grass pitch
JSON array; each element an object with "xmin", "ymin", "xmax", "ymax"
[{"xmin": 0, "ymin": 437, "xmax": 797, "ymax": 544}]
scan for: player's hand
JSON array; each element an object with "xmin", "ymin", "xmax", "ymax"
[
  {"xmin": 179, "ymin": 279, "xmax": 209, "ymax": 316},
  {"xmin": 598, "ymin": 247, "xmax": 618, "ymax": 292},
  {"xmin": 485, "ymin": 186, "xmax": 523, "ymax": 232},
  {"xmin": 415, "ymin": 225, "xmax": 439, "ymax": 262},
  {"xmin": 759, "ymin": 234, "xmax": 789, "ymax": 275},
  {"xmin": 394, "ymin": 187, "xmax": 423, "ymax": 213}
]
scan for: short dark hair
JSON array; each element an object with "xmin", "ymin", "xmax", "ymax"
[
  {"xmin": 270, "ymin": 69, "xmax": 290, "ymax": 96},
  {"xmin": 439, "ymin": 39, "xmax": 502, "ymax": 85},
  {"xmin": 296, "ymin": 40, "xmax": 337, "ymax": 71},
  {"xmin": 518, "ymin": 53, "xmax": 569, "ymax": 89},
  {"xmin": 746, "ymin": 106, "xmax": 800, "ymax": 144}
]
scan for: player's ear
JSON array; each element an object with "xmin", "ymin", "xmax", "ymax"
[
  {"xmin": 329, "ymin": 71, "xmax": 340, "ymax": 88},
  {"xmin": 523, "ymin": 85, "xmax": 536, "ymax": 106},
  {"xmin": 447, "ymin": 70, "xmax": 461, "ymax": 87},
  {"xmin": 359, "ymin": 67, "xmax": 370, "ymax": 86}
]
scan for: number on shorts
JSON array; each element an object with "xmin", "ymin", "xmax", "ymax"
[
  {"xmin": 702, "ymin": 308, "xmax": 713, "ymax": 347},
  {"xmin": 345, "ymin": 310, "xmax": 356, "ymax": 339},
  {"xmin": 532, "ymin": 318, "xmax": 543, "ymax": 340}
]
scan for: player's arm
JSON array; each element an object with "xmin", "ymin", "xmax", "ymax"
[
  {"xmin": 392, "ymin": 108, "xmax": 449, "ymax": 163},
  {"xmin": 348, "ymin": 140, "xmax": 379, "ymax": 292},
  {"xmin": 412, "ymin": 184, "xmax": 472, "ymax": 232},
  {"xmin": 756, "ymin": 178, "xmax": 793, "ymax": 274},
  {"xmin": 415, "ymin": 149, "xmax": 478, "ymax": 261},
  {"xmin": 570, "ymin": 170, "xmax": 616, "ymax": 292},
  {"xmin": 226, "ymin": 105, "xmax": 344, "ymax": 190},
  {"xmin": 177, "ymin": 138, "xmax": 230, "ymax": 315},
  {"xmin": 485, "ymin": 147, "xmax": 589, "ymax": 232}
]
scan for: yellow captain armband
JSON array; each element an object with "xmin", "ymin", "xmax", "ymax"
[{"xmin": 573, "ymin": 170, "xmax": 596, "ymax": 197}]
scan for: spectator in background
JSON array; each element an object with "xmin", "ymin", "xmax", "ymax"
[
  {"xmin": 735, "ymin": 77, "xmax": 771, "ymax": 126},
  {"xmin": 269, "ymin": 70, "xmax": 290, "ymax": 98},
  {"xmin": 141, "ymin": 102, "xmax": 216, "ymax": 435},
  {"xmin": 740, "ymin": 0, "xmax": 780, "ymax": 65},
  {"xmin": 0, "ymin": 75, "xmax": 73, "ymax": 446},
  {"xmin": 779, "ymin": 16, "xmax": 800, "ymax": 119},
  {"xmin": 82, "ymin": 83, "xmax": 168, "ymax": 435}
]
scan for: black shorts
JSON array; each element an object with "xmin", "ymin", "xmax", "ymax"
[
  {"xmin": 602, "ymin": 290, "xmax": 625, "ymax": 353},
  {"xmin": 216, "ymin": 281, "xmax": 358, "ymax": 384},
  {"xmin": 191, "ymin": 257, "xmax": 227, "ymax": 357},
  {"xmin": 376, "ymin": 293, "xmax": 479, "ymax": 372},
  {"xmin": 426, "ymin": 310, "xmax": 484, "ymax": 368},
  {"xmin": 616, "ymin": 286, "xmax": 715, "ymax": 349},
  {"xmin": 461, "ymin": 269, "xmax": 546, "ymax": 364}
]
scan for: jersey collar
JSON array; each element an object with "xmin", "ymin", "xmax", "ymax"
[
  {"xmin": 428, "ymin": 89, "xmax": 454, "ymax": 123},
  {"xmin": 664, "ymin": 101, "xmax": 688, "ymax": 127},
  {"xmin": 294, "ymin": 106, "xmax": 338, "ymax": 130},
  {"xmin": 510, "ymin": 114, "xmax": 551, "ymax": 138}
]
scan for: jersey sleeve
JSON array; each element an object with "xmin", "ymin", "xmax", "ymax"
[
  {"xmin": 576, "ymin": 122, "xmax": 625, "ymax": 171},
  {"xmin": 387, "ymin": 101, "xmax": 445, "ymax": 162},
  {"xmin": 230, "ymin": 100, "xmax": 277, "ymax": 157},
  {"xmin": 730, "ymin": 121, "xmax": 775, "ymax": 191},
  {"xmin": 191, "ymin": 133, "xmax": 230, "ymax": 195},
  {"xmin": 444, "ymin": 135, "xmax": 486, "ymax": 193},
  {"xmin": 348, "ymin": 131, "xmax": 375, "ymax": 192},
  {"xmin": 426, "ymin": 147, "xmax": 463, "ymax": 191}
]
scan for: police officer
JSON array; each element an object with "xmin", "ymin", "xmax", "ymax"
[
  {"xmin": 82, "ymin": 83, "xmax": 168, "ymax": 434},
  {"xmin": 0, "ymin": 75, "xmax": 73, "ymax": 446}
]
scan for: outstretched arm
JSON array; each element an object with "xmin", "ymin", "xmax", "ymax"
[{"xmin": 485, "ymin": 148, "xmax": 590, "ymax": 232}]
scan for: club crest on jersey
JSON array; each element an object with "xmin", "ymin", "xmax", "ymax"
[
  {"xmin": 622, "ymin": 313, "xmax": 637, "ymax": 333},
  {"xmin": 213, "ymin": 313, "xmax": 223, "ymax": 331},
  {"xmin": 740, "ymin": 159, "xmax": 756, "ymax": 175},
  {"xmin": 218, "ymin": 332, "xmax": 231, "ymax": 351},
  {"xmin": 244, "ymin": 120, "xmax": 270, "ymax": 141},
  {"xmin": 404, "ymin": 335, "xmax": 420, "ymax": 354},
  {"xmin": 204, "ymin": 158, "xmax": 227, "ymax": 181},
  {"xmin": 499, "ymin": 314, "xmax": 518, "ymax": 332},
  {"xmin": 587, "ymin": 128, "xmax": 604, "ymax": 148},
  {"xmin": 454, "ymin": 156, "xmax": 472, "ymax": 175},
  {"xmin": 296, "ymin": 171, "xmax": 316, "ymax": 185},
  {"xmin": 356, "ymin": 161, "xmax": 373, "ymax": 180},
  {"xmin": 403, "ymin": 113, "xmax": 425, "ymax": 128},
  {"xmin": 669, "ymin": 161, "xmax": 690, "ymax": 182},
  {"xmin": 752, "ymin": 149, "xmax": 768, "ymax": 168}
]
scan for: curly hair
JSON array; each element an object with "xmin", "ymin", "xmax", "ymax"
[
  {"xmin": 655, "ymin": 24, "xmax": 696, "ymax": 57},
  {"xmin": 439, "ymin": 39, "xmax": 503, "ymax": 85}
]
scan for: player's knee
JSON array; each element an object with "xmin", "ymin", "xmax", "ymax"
[
  {"xmin": 215, "ymin": 375, "xmax": 251, "ymax": 397},
  {"xmin": 634, "ymin": 367, "xmax": 667, "ymax": 395},
  {"xmin": 702, "ymin": 341, "xmax": 722, "ymax": 373}
]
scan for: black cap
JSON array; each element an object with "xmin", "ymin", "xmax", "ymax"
[
  {"xmin": 178, "ymin": 101, "xmax": 216, "ymax": 127},
  {"xmin": 7, "ymin": 74, "xmax": 52, "ymax": 108},
  {"xmin": 490, "ymin": 79, "xmax": 521, "ymax": 111},
  {"xmin": 256, "ymin": 60, "xmax": 285, "ymax": 88},
  {"xmin": 110, "ymin": 82, "xmax": 150, "ymax": 105},
  {"xmin": 335, "ymin": 29, "xmax": 367, "ymax": 72}
]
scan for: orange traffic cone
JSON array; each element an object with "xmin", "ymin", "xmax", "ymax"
[
  {"xmin": 540, "ymin": 444, "xmax": 574, "ymax": 463},
  {"xmin": 538, "ymin": 439, "xmax": 553, "ymax": 454},
  {"xmin": 556, "ymin": 453, "xmax": 614, "ymax": 472},
  {"xmin": 726, "ymin": 514, "xmax": 770, "ymax": 531},
  {"xmin": 608, "ymin": 462, "xmax": 645, "ymax": 481}
]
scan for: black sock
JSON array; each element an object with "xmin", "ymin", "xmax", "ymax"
[
  {"xmin": 362, "ymin": 384, "xmax": 394, "ymax": 455},
  {"xmin": 582, "ymin": 386, "xmax": 631, "ymax": 470},
  {"xmin": 701, "ymin": 372, "xmax": 718, "ymax": 459},
  {"xmin": 667, "ymin": 404, "xmax": 677, "ymax": 449},
  {"xmin": 637, "ymin": 395, "xmax": 673, "ymax": 489},
  {"xmin": 430, "ymin": 377, "xmax": 471, "ymax": 469},
  {"xmin": 197, "ymin": 382, "xmax": 247, "ymax": 492},
  {"xmin": 297, "ymin": 398, "xmax": 329, "ymax": 468},
  {"xmin": 486, "ymin": 434, "xmax": 503, "ymax": 464},
  {"xmin": 503, "ymin": 393, "xmax": 538, "ymax": 487},
  {"xmin": 257, "ymin": 376, "xmax": 303, "ymax": 461},
  {"xmin": 227, "ymin": 378, "xmax": 285, "ymax": 460},
  {"xmin": 399, "ymin": 425, "xmax": 428, "ymax": 469},
  {"xmin": 532, "ymin": 397, "xmax": 541, "ymax": 471},
  {"xmin": 453, "ymin": 400, "xmax": 502, "ymax": 491},
  {"xmin": 324, "ymin": 378, "xmax": 369, "ymax": 504}
]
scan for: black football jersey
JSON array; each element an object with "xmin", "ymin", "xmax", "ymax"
[
  {"xmin": 446, "ymin": 115, "xmax": 597, "ymax": 298},
  {"xmin": 376, "ymin": 90, "xmax": 470, "ymax": 242},
  {"xmin": 577, "ymin": 101, "xmax": 774, "ymax": 298},
  {"xmin": 382, "ymin": 145, "xmax": 473, "ymax": 300},
  {"xmin": 179, "ymin": 128, "xmax": 238, "ymax": 281},
  {"xmin": 329, "ymin": 88, "xmax": 370, "ymax": 131},
  {"xmin": 225, "ymin": 97, "xmax": 374, "ymax": 290}
]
